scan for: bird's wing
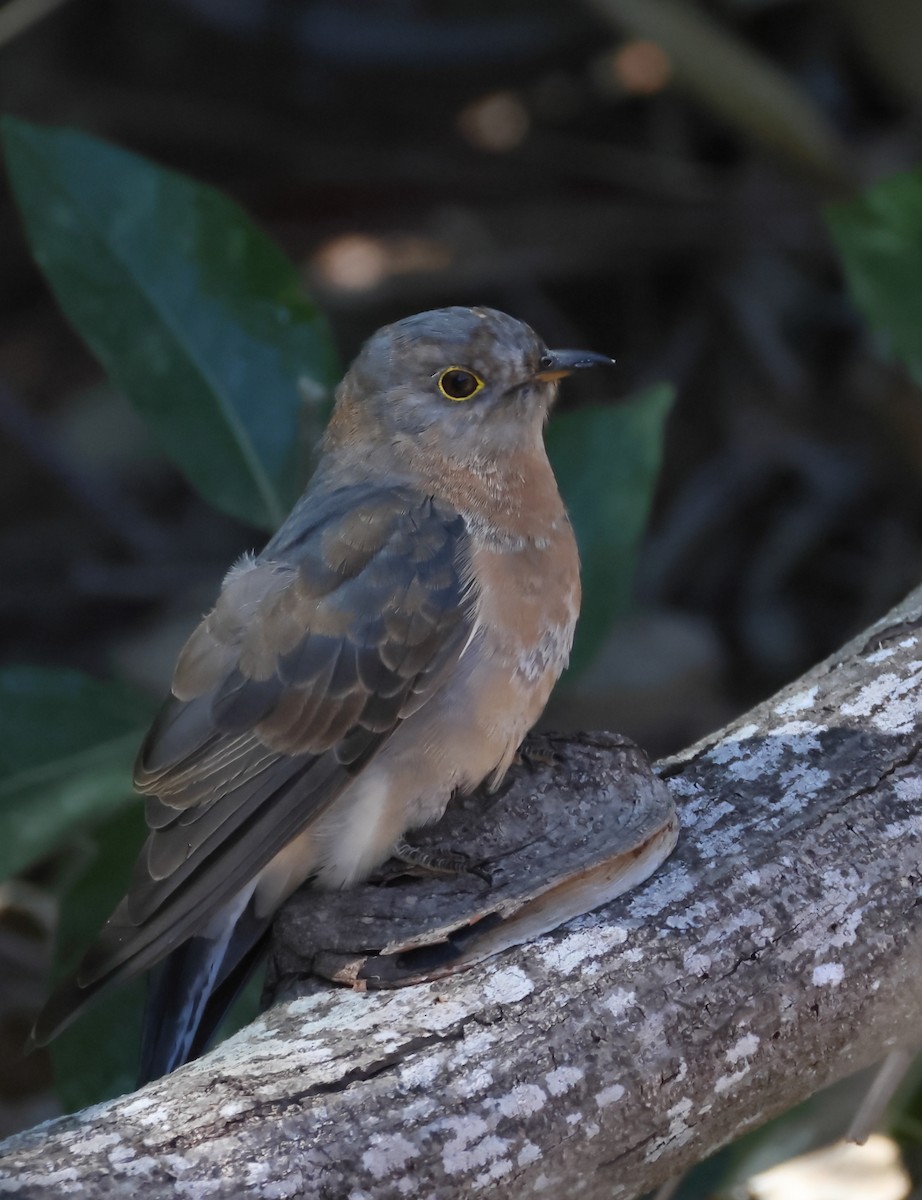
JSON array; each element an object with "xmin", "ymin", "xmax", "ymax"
[{"xmin": 33, "ymin": 484, "xmax": 474, "ymax": 1042}]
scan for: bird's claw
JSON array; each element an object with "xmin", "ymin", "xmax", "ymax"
[
  {"xmin": 514, "ymin": 737, "xmax": 565, "ymax": 773},
  {"xmin": 387, "ymin": 839, "xmax": 492, "ymax": 884}
]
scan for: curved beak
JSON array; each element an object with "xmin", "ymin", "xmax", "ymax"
[{"xmin": 534, "ymin": 349, "xmax": 615, "ymax": 382}]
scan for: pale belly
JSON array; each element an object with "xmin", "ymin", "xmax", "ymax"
[{"xmin": 307, "ymin": 640, "xmax": 559, "ymax": 888}]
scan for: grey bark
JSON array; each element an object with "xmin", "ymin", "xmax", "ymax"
[{"xmin": 3, "ymin": 587, "xmax": 922, "ymax": 1199}]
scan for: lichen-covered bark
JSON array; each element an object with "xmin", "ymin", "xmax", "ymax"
[{"xmin": 3, "ymin": 589, "xmax": 922, "ymax": 1199}]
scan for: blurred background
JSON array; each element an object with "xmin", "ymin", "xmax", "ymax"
[
  {"xmin": 2, "ymin": 0, "xmax": 922, "ymax": 1193},
  {"xmin": 5, "ymin": 0, "xmax": 922, "ymax": 757}
]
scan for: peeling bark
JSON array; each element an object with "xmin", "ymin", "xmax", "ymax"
[
  {"xmin": 270, "ymin": 732, "xmax": 678, "ymax": 991},
  {"xmin": 3, "ymin": 588, "xmax": 922, "ymax": 1199}
]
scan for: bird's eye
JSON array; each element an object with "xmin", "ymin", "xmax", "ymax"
[{"xmin": 437, "ymin": 367, "xmax": 484, "ymax": 402}]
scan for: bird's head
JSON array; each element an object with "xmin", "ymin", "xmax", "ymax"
[{"xmin": 322, "ymin": 306, "xmax": 613, "ymax": 466}]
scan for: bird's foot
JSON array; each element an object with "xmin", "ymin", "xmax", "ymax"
[
  {"xmin": 514, "ymin": 737, "xmax": 565, "ymax": 773},
  {"xmin": 469, "ymin": 737, "xmax": 565, "ymax": 807},
  {"xmin": 388, "ymin": 838, "xmax": 491, "ymax": 883}
]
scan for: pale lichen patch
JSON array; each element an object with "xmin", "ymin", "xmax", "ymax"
[
  {"xmin": 666, "ymin": 899, "xmax": 717, "ymax": 933},
  {"xmin": 5, "ymin": 1167, "xmax": 82, "ymax": 1191},
  {"xmin": 127, "ymin": 1105, "xmax": 172, "ymax": 1130},
  {"xmin": 161, "ymin": 1155, "xmax": 192, "ymax": 1176},
  {"xmin": 665, "ymin": 774, "xmax": 705, "ymax": 800},
  {"xmin": 244, "ymin": 1162, "xmax": 270, "ymax": 1186},
  {"xmin": 775, "ymin": 686, "xmax": 819, "ymax": 716},
  {"xmin": 645, "ymin": 1097, "xmax": 695, "ymax": 1161},
  {"xmin": 497, "ymin": 1084, "xmax": 546, "ymax": 1117},
  {"xmin": 452, "ymin": 1028, "xmax": 496, "ymax": 1061},
  {"xmin": 882, "ymin": 816, "xmax": 922, "ymax": 841},
  {"xmin": 537, "ymin": 924, "xmax": 627, "ymax": 976},
  {"xmin": 361, "ymin": 1132, "xmax": 418, "ymax": 1178},
  {"xmin": 825, "ymin": 906, "xmax": 863, "ymax": 950},
  {"xmin": 894, "ymin": 775, "xmax": 922, "ymax": 803},
  {"xmin": 777, "ymin": 763, "xmax": 831, "ymax": 811},
  {"xmin": 721, "ymin": 722, "xmax": 827, "ymax": 787},
  {"xmin": 451, "ymin": 1064, "xmax": 495, "ymax": 1100},
  {"xmin": 398, "ymin": 1053, "xmax": 444, "ymax": 1090},
  {"xmin": 812, "ymin": 962, "xmax": 845, "ymax": 986},
  {"xmin": 114, "ymin": 1156, "xmax": 160, "ymax": 1178},
  {"xmin": 481, "ymin": 966, "xmax": 534, "ymax": 1005},
  {"xmin": 107, "ymin": 1146, "xmax": 137, "ymax": 1166},
  {"xmin": 109, "ymin": 1095, "xmax": 159, "ymax": 1119},
  {"xmin": 603, "ymin": 988, "xmax": 636, "ymax": 1019},
  {"xmin": 472, "ymin": 1156, "xmax": 513, "ymax": 1190},
  {"xmin": 707, "ymin": 724, "xmax": 760, "ymax": 765},
  {"xmin": 517, "ymin": 1142, "xmax": 542, "ymax": 1167},
  {"xmin": 442, "ymin": 1127, "xmax": 511, "ymax": 1176},
  {"xmin": 259, "ymin": 1174, "xmax": 305, "ymax": 1200},
  {"xmin": 701, "ymin": 908, "xmax": 766, "ymax": 946},
  {"xmin": 685, "ymin": 799, "xmax": 735, "ymax": 834},
  {"xmin": 69, "ymin": 1132, "xmax": 121, "ymax": 1157},
  {"xmin": 865, "ymin": 646, "xmax": 898, "ymax": 664},
  {"xmin": 695, "ymin": 824, "xmax": 749, "ymax": 862},
  {"xmin": 595, "ymin": 1084, "xmax": 626, "ymax": 1108},
  {"xmin": 628, "ymin": 864, "xmax": 694, "ymax": 918},
  {"xmin": 402, "ymin": 1097, "xmax": 439, "ymax": 1123},
  {"xmin": 173, "ymin": 1178, "xmax": 222, "ymax": 1197},
  {"xmin": 545, "ymin": 1066, "xmax": 583, "ymax": 1096},
  {"xmin": 726, "ymin": 1033, "xmax": 760, "ymax": 1063},
  {"xmin": 714, "ymin": 1065, "xmax": 751, "ymax": 1094},
  {"xmin": 841, "ymin": 664, "xmax": 922, "ymax": 734}
]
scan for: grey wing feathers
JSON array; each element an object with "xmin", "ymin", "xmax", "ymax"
[{"xmin": 32, "ymin": 485, "xmax": 474, "ymax": 1043}]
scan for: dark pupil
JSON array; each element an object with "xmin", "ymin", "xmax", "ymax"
[{"xmin": 444, "ymin": 370, "xmax": 476, "ymax": 398}]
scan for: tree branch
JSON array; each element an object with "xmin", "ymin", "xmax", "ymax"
[{"xmin": 3, "ymin": 587, "xmax": 922, "ymax": 1199}]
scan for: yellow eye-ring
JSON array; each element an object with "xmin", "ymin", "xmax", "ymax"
[{"xmin": 437, "ymin": 366, "xmax": 485, "ymax": 402}]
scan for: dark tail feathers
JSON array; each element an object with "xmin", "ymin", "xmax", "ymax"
[{"xmin": 138, "ymin": 898, "xmax": 269, "ymax": 1085}]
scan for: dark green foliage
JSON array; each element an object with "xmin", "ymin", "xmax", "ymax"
[
  {"xmin": 2, "ymin": 117, "xmax": 339, "ymax": 530},
  {"xmin": 50, "ymin": 806, "xmax": 146, "ymax": 1112},
  {"xmin": 0, "ymin": 667, "xmax": 153, "ymax": 881},
  {"xmin": 829, "ymin": 169, "xmax": 922, "ymax": 385},
  {"xmin": 548, "ymin": 384, "xmax": 673, "ymax": 675}
]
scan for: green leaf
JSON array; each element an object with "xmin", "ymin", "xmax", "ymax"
[
  {"xmin": 548, "ymin": 384, "xmax": 673, "ymax": 676},
  {"xmin": 0, "ymin": 667, "xmax": 154, "ymax": 880},
  {"xmin": 1, "ymin": 117, "xmax": 339, "ymax": 529},
  {"xmin": 828, "ymin": 169, "xmax": 922, "ymax": 386},
  {"xmin": 50, "ymin": 806, "xmax": 146, "ymax": 1112}
]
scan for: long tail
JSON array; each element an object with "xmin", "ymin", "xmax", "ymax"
[{"xmin": 138, "ymin": 889, "xmax": 270, "ymax": 1085}]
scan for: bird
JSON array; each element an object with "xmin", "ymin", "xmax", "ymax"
[{"xmin": 31, "ymin": 305, "xmax": 613, "ymax": 1082}]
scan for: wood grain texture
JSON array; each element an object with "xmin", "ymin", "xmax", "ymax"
[
  {"xmin": 269, "ymin": 732, "xmax": 677, "ymax": 988},
  {"xmin": 3, "ymin": 586, "xmax": 922, "ymax": 1199}
]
